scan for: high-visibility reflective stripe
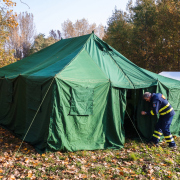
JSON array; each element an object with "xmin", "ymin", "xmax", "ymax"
[
  {"xmin": 160, "ymin": 108, "xmax": 173, "ymax": 115},
  {"xmin": 164, "ymin": 134, "xmax": 172, "ymax": 138},
  {"xmin": 153, "ymin": 134, "xmax": 160, "ymax": 139},
  {"xmin": 154, "ymin": 131, "xmax": 162, "ymax": 135},
  {"xmin": 150, "ymin": 110, "xmax": 154, "ymax": 115},
  {"xmin": 159, "ymin": 103, "xmax": 170, "ymax": 113},
  {"xmin": 166, "ymin": 138, "xmax": 174, "ymax": 143}
]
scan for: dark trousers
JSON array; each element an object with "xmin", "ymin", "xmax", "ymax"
[{"xmin": 152, "ymin": 115, "xmax": 176, "ymax": 147}]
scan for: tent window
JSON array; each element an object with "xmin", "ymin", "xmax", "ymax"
[
  {"xmin": 70, "ymin": 87, "xmax": 94, "ymax": 115},
  {"xmin": 27, "ymin": 84, "xmax": 42, "ymax": 112}
]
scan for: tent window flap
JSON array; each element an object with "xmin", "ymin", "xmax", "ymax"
[{"xmin": 70, "ymin": 87, "xmax": 94, "ymax": 115}]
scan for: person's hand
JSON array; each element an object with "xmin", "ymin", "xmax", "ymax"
[{"xmin": 141, "ymin": 111, "xmax": 147, "ymax": 115}]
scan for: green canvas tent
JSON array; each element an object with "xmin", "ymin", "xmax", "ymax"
[{"xmin": 0, "ymin": 32, "xmax": 180, "ymax": 153}]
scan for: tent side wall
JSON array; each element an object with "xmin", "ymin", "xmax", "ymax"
[
  {"xmin": 46, "ymin": 79, "xmax": 126, "ymax": 152},
  {"xmin": 24, "ymin": 77, "xmax": 55, "ymax": 152},
  {"xmin": 0, "ymin": 76, "xmax": 27, "ymax": 137},
  {"xmin": 105, "ymin": 87, "xmax": 126, "ymax": 148},
  {"xmin": 0, "ymin": 76, "xmax": 55, "ymax": 153}
]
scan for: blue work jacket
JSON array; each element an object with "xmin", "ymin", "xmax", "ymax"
[{"xmin": 147, "ymin": 93, "xmax": 175, "ymax": 117}]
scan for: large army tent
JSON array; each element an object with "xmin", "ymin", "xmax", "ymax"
[{"xmin": 0, "ymin": 32, "xmax": 180, "ymax": 153}]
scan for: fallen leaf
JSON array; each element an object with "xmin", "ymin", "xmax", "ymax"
[
  {"xmin": 150, "ymin": 177, "xmax": 156, "ymax": 180},
  {"xmin": 91, "ymin": 174, "xmax": 96, "ymax": 178},
  {"xmin": 148, "ymin": 169, "xmax": 154, "ymax": 175},
  {"xmin": 119, "ymin": 171, "xmax": 124, "ymax": 175},
  {"xmin": 27, "ymin": 170, "xmax": 33, "ymax": 178},
  {"xmin": 9, "ymin": 175, "xmax": 15, "ymax": 179},
  {"xmin": 123, "ymin": 161, "xmax": 131, "ymax": 165}
]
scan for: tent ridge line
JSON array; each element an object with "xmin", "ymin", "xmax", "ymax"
[
  {"xmin": 57, "ymin": 34, "xmax": 94, "ymax": 77},
  {"xmin": 102, "ymin": 41, "xmax": 158, "ymax": 85},
  {"xmin": 92, "ymin": 35, "xmax": 135, "ymax": 88}
]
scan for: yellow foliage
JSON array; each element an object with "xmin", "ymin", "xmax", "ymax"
[{"xmin": 0, "ymin": 0, "xmax": 18, "ymax": 66}]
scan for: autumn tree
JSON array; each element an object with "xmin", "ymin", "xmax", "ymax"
[
  {"xmin": 103, "ymin": 8, "xmax": 133, "ymax": 60},
  {"xmin": 8, "ymin": 12, "xmax": 36, "ymax": 59},
  {"xmin": 104, "ymin": 0, "xmax": 180, "ymax": 73},
  {"xmin": 129, "ymin": 0, "xmax": 158, "ymax": 70},
  {"xmin": 155, "ymin": 0, "xmax": 180, "ymax": 71},
  {"xmin": 61, "ymin": 18, "xmax": 104, "ymax": 39},
  {"xmin": 49, "ymin": 29, "xmax": 61, "ymax": 40},
  {"xmin": 0, "ymin": 0, "xmax": 18, "ymax": 67},
  {"xmin": 30, "ymin": 30, "xmax": 61, "ymax": 54}
]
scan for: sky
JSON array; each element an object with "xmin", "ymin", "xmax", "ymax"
[{"xmin": 12, "ymin": 0, "xmax": 132, "ymax": 37}]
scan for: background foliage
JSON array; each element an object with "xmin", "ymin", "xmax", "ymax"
[
  {"xmin": 0, "ymin": 0, "xmax": 18, "ymax": 67},
  {"xmin": 0, "ymin": 0, "xmax": 180, "ymax": 73},
  {"xmin": 104, "ymin": 0, "xmax": 180, "ymax": 73}
]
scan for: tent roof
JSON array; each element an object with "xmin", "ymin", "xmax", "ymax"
[
  {"xmin": 1, "ymin": 33, "xmax": 180, "ymax": 89},
  {"xmin": 0, "ymin": 34, "xmax": 91, "ymax": 78}
]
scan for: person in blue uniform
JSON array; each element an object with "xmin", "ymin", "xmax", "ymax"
[{"xmin": 141, "ymin": 92, "xmax": 176, "ymax": 148}]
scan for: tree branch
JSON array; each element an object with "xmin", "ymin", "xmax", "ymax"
[{"xmin": 20, "ymin": 0, "xmax": 30, "ymax": 9}]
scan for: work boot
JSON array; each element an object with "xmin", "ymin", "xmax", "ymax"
[{"xmin": 169, "ymin": 145, "xmax": 177, "ymax": 150}]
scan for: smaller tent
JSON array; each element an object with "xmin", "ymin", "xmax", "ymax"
[{"xmin": 159, "ymin": 72, "xmax": 180, "ymax": 81}]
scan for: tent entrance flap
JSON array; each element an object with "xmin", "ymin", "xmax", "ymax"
[{"xmin": 123, "ymin": 89, "xmax": 140, "ymax": 138}]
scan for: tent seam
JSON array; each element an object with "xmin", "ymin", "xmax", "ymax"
[
  {"xmin": 93, "ymin": 35, "xmax": 135, "ymax": 88},
  {"xmin": 111, "ymin": 48, "xmax": 158, "ymax": 83},
  {"xmin": 94, "ymin": 35, "xmax": 158, "ymax": 88},
  {"xmin": 107, "ymin": 52, "xmax": 135, "ymax": 89}
]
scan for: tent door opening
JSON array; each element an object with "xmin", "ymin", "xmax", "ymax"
[{"xmin": 124, "ymin": 89, "xmax": 140, "ymax": 138}]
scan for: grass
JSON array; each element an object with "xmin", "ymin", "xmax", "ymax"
[{"xmin": 0, "ymin": 127, "xmax": 180, "ymax": 179}]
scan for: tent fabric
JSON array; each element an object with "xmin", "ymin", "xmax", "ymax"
[{"xmin": 0, "ymin": 33, "xmax": 180, "ymax": 153}]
